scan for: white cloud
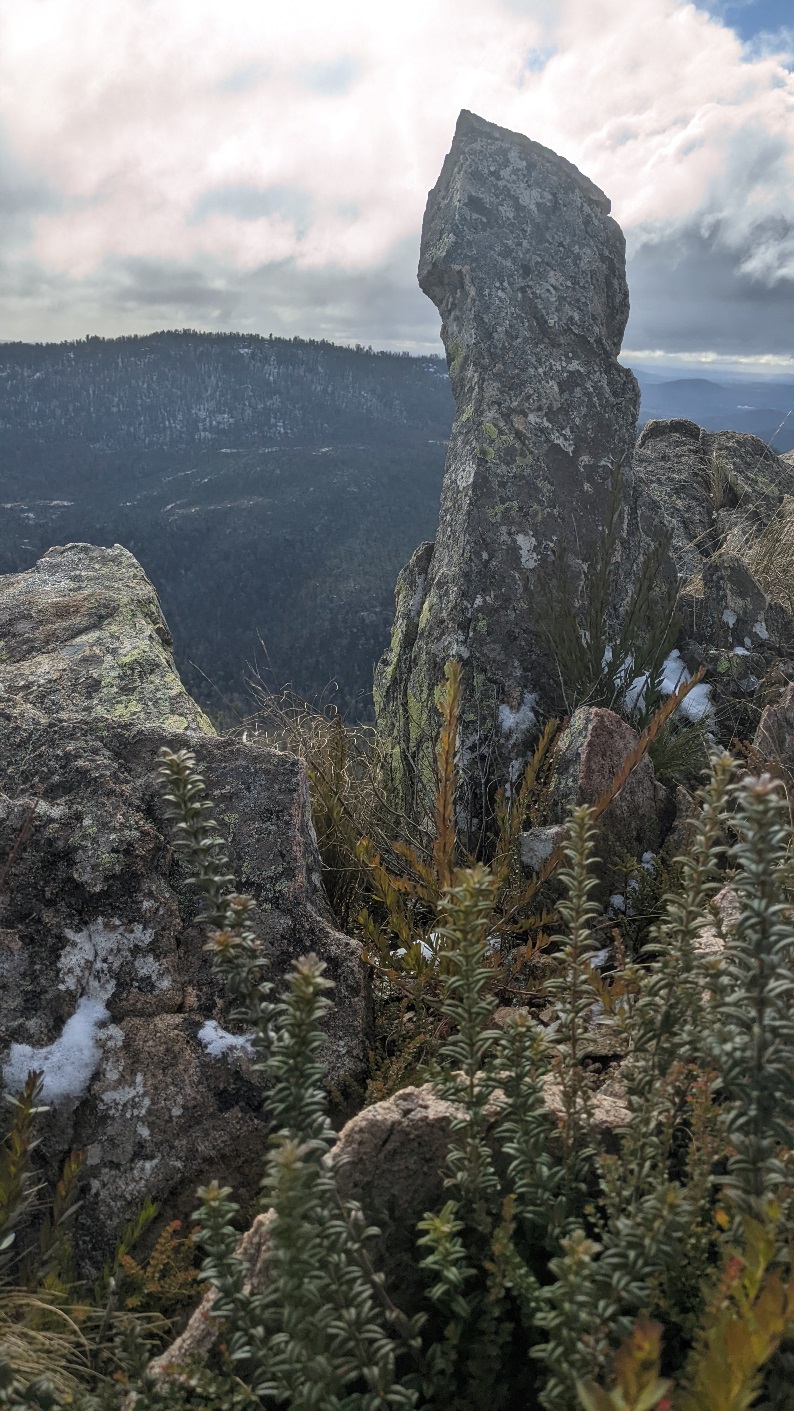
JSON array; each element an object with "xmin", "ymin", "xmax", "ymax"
[{"xmin": 0, "ymin": 0, "xmax": 791, "ymax": 347}]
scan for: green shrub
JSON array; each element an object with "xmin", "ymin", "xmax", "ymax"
[
  {"xmin": 137, "ymin": 748, "xmax": 794, "ymax": 1411},
  {"xmin": 5, "ymin": 744, "xmax": 794, "ymax": 1409}
]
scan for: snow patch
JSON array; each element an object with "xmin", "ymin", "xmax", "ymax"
[
  {"xmin": 722, "ymin": 609, "xmax": 737, "ymax": 628},
  {"xmin": 3, "ymin": 997, "xmax": 109, "ymax": 1105},
  {"xmin": 753, "ymin": 619, "xmax": 769, "ymax": 641},
  {"xmin": 658, "ymin": 650, "xmax": 713, "ymax": 723},
  {"xmin": 198, "ymin": 1020, "xmax": 255, "ymax": 1059}
]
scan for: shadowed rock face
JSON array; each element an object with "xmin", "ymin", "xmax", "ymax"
[
  {"xmin": 375, "ymin": 110, "xmax": 644, "ymax": 829},
  {"xmin": 0, "ymin": 545, "xmax": 369, "ymax": 1272}
]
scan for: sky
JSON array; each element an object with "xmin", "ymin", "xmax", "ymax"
[{"xmin": 0, "ymin": 0, "xmax": 792, "ymax": 375}]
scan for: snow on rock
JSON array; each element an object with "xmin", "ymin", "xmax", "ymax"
[
  {"xmin": 498, "ymin": 691, "xmax": 538, "ymax": 741},
  {"xmin": 658, "ymin": 650, "xmax": 713, "ymax": 723},
  {"xmin": 3, "ymin": 997, "xmax": 109, "ymax": 1105},
  {"xmin": 198, "ymin": 1020, "xmax": 255, "ymax": 1059}
]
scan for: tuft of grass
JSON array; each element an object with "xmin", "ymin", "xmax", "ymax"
[{"xmin": 736, "ymin": 495, "xmax": 794, "ymax": 617}]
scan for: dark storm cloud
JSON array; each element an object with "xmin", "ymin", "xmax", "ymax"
[
  {"xmin": 0, "ymin": 236, "xmax": 441, "ymax": 349},
  {"xmin": 625, "ymin": 219, "xmax": 794, "ymax": 360},
  {"xmin": 108, "ymin": 236, "xmax": 440, "ymax": 346}
]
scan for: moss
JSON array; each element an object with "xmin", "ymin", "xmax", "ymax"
[
  {"xmin": 162, "ymin": 713, "xmax": 190, "ymax": 732},
  {"xmin": 448, "ymin": 336, "xmax": 464, "ymax": 378},
  {"xmin": 483, "ymin": 423, "xmax": 498, "ymax": 440},
  {"xmin": 474, "ymin": 614, "xmax": 488, "ymax": 634},
  {"xmin": 485, "ymin": 500, "xmax": 519, "ymax": 524}
]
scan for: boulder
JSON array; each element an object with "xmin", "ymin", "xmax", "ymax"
[
  {"xmin": 0, "ymin": 545, "xmax": 369, "ymax": 1271},
  {"xmin": 540, "ymin": 706, "xmax": 663, "ymax": 862},
  {"xmin": 634, "ymin": 421, "xmax": 792, "ymax": 587},
  {"xmin": 151, "ymin": 1077, "xmax": 629, "ymax": 1378},
  {"xmin": 754, "ymin": 681, "xmax": 794, "ymax": 784},
  {"xmin": 375, "ymin": 111, "xmax": 649, "ymax": 833},
  {"xmin": 0, "ymin": 542, "xmax": 215, "ymax": 734}
]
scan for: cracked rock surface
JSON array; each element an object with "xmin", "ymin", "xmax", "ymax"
[{"xmin": 0, "ymin": 544, "xmax": 369, "ymax": 1271}]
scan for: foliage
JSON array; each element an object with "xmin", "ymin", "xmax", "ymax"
[
  {"xmin": 117, "ymin": 1223, "xmax": 201, "ymax": 1316},
  {"xmin": 0, "ymin": 1078, "xmax": 187, "ymax": 1404},
  {"xmin": 647, "ymin": 716, "xmax": 710, "ymax": 790},
  {"xmin": 7, "ymin": 739, "xmax": 794, "ymax": 1408}
]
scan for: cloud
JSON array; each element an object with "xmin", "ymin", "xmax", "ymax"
[
  {"xmin": 0, "ymin": 0, "xmax": 791, "ymax": 364},
  {"xmin": 625, "ymin": 221, "xmax": 794, "ymax": 358}
]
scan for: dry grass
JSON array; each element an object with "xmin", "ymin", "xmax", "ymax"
[
  {"xmin": 0, "ymin": 1291, "xmax": 92, "ymax": 1399},
  {"xmin": 729, "ymin": 495, "xmax": 794, "ymax": 616}
]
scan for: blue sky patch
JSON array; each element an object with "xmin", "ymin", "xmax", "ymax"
[{"xmin": 696, "ymin": 0, "xmax": 793, "ymax": 41}]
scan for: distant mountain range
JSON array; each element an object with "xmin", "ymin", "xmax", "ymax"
[
  {"xmin": 635, "ymin": 373, "xmax": 794, "ymax": 452},
  {"xmin": 0, "ymin": 331, "xmax": 790, "ymax": 722}
]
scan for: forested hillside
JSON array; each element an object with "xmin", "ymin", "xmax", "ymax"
[
  {"xmin": 0, "ymin": 331, "xmax": 452, "ymax": 720},
  {"xmin": 2, "ymin": 330, "xmax": 789, "ymax": 722}
]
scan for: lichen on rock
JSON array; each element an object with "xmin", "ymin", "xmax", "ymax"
[
  {"xmin": 0, "ymin": 541, "xmax": 215, "ymax": 734},
  {"xmin": 0, "ymin": 544, "xmax": 371, "ymax": 1272}
]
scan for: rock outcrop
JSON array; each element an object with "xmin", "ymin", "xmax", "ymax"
[
  {"xmin": 755, "ymin": 681, "xmax": 794, "ymax": 783},
  {"xmin": 634, "ymin": 421, "xmax": 794, "ymax": 727},
  {"xmin": 375, "ymin": 111, "xmax": 649, "ymax": 830},
  {"xmin": 0, "ymin": 544, "xmax": 369, "ymax": 1271},
  {"xmin": 550, "ymin": 706, "xmax": 663, "ymax": 855},
  {"xmin": 0, "ymin": 542, "xmax": 215, "ymax": 733}
]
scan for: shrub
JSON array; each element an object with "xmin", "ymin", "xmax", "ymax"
[
  {"xmin": 5, "ymin": 735, "xmax": 794, "ymax": 1407},
  {"xmin": 132, "ymin": 747, "xmax": 794, "ymax": 1411}
]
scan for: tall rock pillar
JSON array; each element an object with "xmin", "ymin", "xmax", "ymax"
[{"xmin": 375, "ymin": 110, "xmax": 643, "ymax": 836}]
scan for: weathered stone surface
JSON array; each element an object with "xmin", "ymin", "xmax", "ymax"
[
  {"xmin": 520, "ymin": 823, "xmax": 564, "ymax": 875},
  {"xmin": 634, "ymin": 422, "xmax": 793, "ymax": 587},
  {"xmin": 544, "ymin": 706, "xmax": 662, "ymax": 860},
  {"xmin": 375, "ymin": 111, "xmax": 646, "ymax": 827},
  {"xmin": 755, "ymin": 681, "xmax": 794, "ymax": 783},
  {"xmin": 0, "ymin": 542, "xmax": 215, "ymax": 734},
  {"xmin": 634, "ymin": 422, "xmax": 794, "ymax": 732},
  {"xmin": 695, "ymin": 886, "xmax": 741, "ymax": 964},
  {"xmin": 0, "ymin": 547, "xmax": 369, "ymax": 1271}
]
